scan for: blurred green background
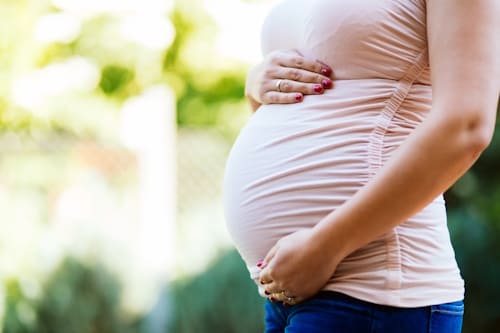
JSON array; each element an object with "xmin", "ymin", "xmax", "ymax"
[{"xmin": 0, "ymin": 0, "xmax": 498, "ymax": 332}]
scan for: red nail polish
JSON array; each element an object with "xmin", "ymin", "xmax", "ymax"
[
  {"xmin": 283, "ymin": 302, "xmax": 290, "ymax": 307},
  {"xmin": 264, "ymin": 290, "xmax": 270, "ymax": 295},
  {"xmin": 270, "ymin": 297, "xmax": 277, "ymax": 302},
  {"xmin": 256, "ymin": 260, "xmax": 264, "ymax": 268},
  {"xmin": 314, "ymin": 84, "xmax": 323, "ymax": 93},
  {"xmin": 322, "ymin": 67, "xmax": 332, "ymax": 77},
  {"xmin": 295, "ymin": 93, "xmax": 303, "ymax": 101},
  {"xmin": 322, "ymin": 79, "xmax": 332, "ymax": 89}
]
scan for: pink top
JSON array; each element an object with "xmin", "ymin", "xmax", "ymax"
[{"xmin": 223, "ymin": 0, "xmax": 464, "ymax": 307}]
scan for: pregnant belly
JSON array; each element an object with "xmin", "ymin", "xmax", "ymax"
[{"xmin": 223, "ymin": 80, "xmax": 396, "ymax": 267}]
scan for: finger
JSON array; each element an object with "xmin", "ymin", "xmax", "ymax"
[
  {"xmin": 261, "ymin": 278, "xmax": 306, "ymax": 305},
  {"xmin": 261, "ymin": 91, "xmax": 304, "ymax": 105},
  {"xmin": 266, "ymin": 289, "xmax": 301, "ymax": 305},
  {"xmin": 259, "ymin": 249, "xmax": 277, "ymax": 284},
  {"xmin": 277, "ymin": 68, "xmax": 333, "ymax": 88},
  {"xmin": 262, "ymin": 281, "xmax": 283, "ymax": 295},
  {"xmin": 267, "ymin": 79, "xmax": 328, "ymax": 96},
  {"xmin": 263, "ymin": 242, "xmax": 279, "ymax": 267},
  {"xmin": 270, "ymin": 291, "xmax": 287, "ymax": 302},
  {"xmin": 274, "ymin": 51, "xmax": 333, "ymax": 78},
  {"xmin": 283, "ymin": 295, "xmax": 304, "ymax": 307},
  {"xmin": 258, "ymin": 268, "xmax": 271, "ymax": 285}
]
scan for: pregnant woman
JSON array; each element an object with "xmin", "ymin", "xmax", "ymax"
[{"xmin": 223, "ymin": 0, "xmax": 499, "ymax": 332}]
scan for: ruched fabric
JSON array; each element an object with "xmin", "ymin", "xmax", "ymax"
[{"xmin": 223, "ymin": 0, "xmax": 464, "ymax": 307}]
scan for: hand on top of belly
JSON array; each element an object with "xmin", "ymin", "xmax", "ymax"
[
  {"xmin": 245, "ymin": 49, "xmax": 334, "ymax": 111},
  {"xmin": 258, "ymin": 228, "xmax": 341, "ymax": 306}
]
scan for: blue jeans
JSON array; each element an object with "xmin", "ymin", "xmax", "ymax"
[{"xmin": 264, "ymin": 291, "xmax": 463, "ymax": 333}]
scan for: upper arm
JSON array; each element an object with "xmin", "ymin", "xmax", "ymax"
[{"xmin": 427, "ymin": 0, "xmax": 500, "ymax": 133}]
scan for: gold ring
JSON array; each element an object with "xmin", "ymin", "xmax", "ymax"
[
  {"xmin": 276, "ymin": 79, "xmax": 283, "ymax": 92},
  {"xmin": 280, "ymin": 290, "xmax": 295, "ymax": 302}
]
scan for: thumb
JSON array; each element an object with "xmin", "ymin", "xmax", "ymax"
[
  {"xmin": 259, "ymin": 244, "xmax": 279, "ymax": 285},
  {"xmin": 262, "ymin": 243, "xmax": 279, "ymax": 268}
]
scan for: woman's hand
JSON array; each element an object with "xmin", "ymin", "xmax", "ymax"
[
  {"xmin": 245, "ymin": 49, "xmax": 334, "ymax": 111},
  {"xmin": 258, "ymin": 228, "xmax": 342, "ymax": 306}
]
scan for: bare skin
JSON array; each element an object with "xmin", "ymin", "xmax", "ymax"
[
  {"xmin": 245, "ymin": 49, "xmax": 334, "ymax": 112},
  {"xmin": 258, "ymin": 0, "xmax": 500, "ymax": 305}
]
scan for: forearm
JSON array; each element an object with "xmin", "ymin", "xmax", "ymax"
[{"xmin": 314, "ymin": 110, "xmax": 492, "ymax": 263}]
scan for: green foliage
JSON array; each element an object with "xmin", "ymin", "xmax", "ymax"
[
  {"xmin": 3, "ymin": 280, "xmax": 35, "ymax": 333},
  {"xmin": 445, "ymin": 119, "xmax": 500, "ymax": 333},
  {"xmin": 0, "ymin": 0, "xmax": 249, "ymax": 137},
  {"xmin": 446, "ymin": 121, "xmax": 500, "ymax": 231},
  {"xmin": 176, "ymin": 71, "xmax": 246, "ymax": 128},
  {"xmin": 448, "ymin": 208, "xmax": 500, "ymax": 333},
  {"xmin": 36, "ymin": 43, "xmax": 76, "ymax": 68},
  {"xmin": 99, "ymin": 65, "xmax": 136, "ymax": 97},
  {"xmin": 163, "ymin": 8, "xmax": 195, "ymax": 72},
  {"xmin": 164, "ymin": 2, "xmax": 248, "ymax": 127},
  {"xmin": 2, "ymin": 257, "xmax": 140, "ymax": 333},
  {"xmin": 163, "ymin": 5, "xmax": 249, "ymax": 131},
  {"xmin": 168, "ymin": 250, "xmax": 265, "ymax": 333}
]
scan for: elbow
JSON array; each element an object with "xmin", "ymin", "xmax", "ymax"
[
  {"xmin": 465, "ymin": 128, "xmax": 493, "ymax": 161},
  {"xmin": 438, "ymin": 107, "xmax": 496, "ymax": 156},
  {"xmin": 470, "ymin": 124, "xmax": 494, "ymax": 153},
  {"xmin": 464, "ymin": 111, "xmax": 495, "ymax": 153},
  {"xmin": 456, "ymin": 112, "xmax": 494, "ymax": 155}
]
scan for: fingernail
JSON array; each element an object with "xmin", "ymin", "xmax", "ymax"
[
  {"xmin": 283, "ymin": 302, "xmax": 290, "ymax": 307},
  {"xmin": 322, "ymin": 78, "xmax": 332, "ymax": 89},
  {"xmin": 295, "ymin": 93, "xmax": 303, "ymax": 101},
  {"xmin": 264, "ymin": 290, "xmax": 270, "ymax": 295},
  {"xmin": 256, "ymin": 260, "xmax": 264, "ymax": 268},
  {"xmin": 314, "ymin": 84, "xmax": 323, "ymax": 93},
  {"xmin": 321, "ymin": 67, "xmax": 332, "ymax": 77},
  {"xmin": 270, "ymin": 297, "xmax": 277, "ymax": 302}
]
